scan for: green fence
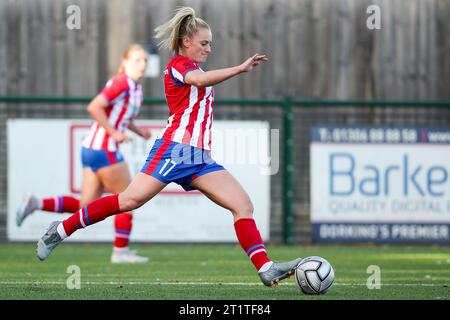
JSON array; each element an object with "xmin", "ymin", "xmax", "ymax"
[{"xmin": 1, "ymin": 96, "xmax": 450, "ymax": 243}]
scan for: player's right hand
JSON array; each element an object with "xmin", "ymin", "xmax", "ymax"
[{"xmin": 112, "ymin": 131, "xmax": 132, "ymax": 143}]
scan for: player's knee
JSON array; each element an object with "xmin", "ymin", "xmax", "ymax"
[
  {"xmin": 119, "ymin": 194, "xmax": 144, "ymax": 212},
  {"xmin": 231, "ymin": 201, "xmax": 254, "ymax": 219}
]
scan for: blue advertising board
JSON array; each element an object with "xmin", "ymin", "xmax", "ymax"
[{"xmin": 310, "ymin": 125, "xmax": 450, "ymax": 243}]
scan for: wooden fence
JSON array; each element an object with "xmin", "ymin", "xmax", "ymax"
[{"xmin": 0, "ymin": 0, "xmax": 449, "ymax": 100}]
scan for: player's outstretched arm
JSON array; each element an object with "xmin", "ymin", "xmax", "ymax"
[{"xmin": 184, "ymin": 53, "xmax": 268, "ymax": 88}]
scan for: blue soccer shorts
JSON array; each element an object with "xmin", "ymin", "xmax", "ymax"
[
  {"xmin": 81, "ymin": 147, "xmax": 124, "ymax": 172},
  {"xmin": 140, "ymin": 139, "xmax": 225, "ymax": 191}
]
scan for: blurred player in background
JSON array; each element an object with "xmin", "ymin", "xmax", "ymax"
[
  {"xmin": 36, "ymin": 7, "xmax": 302, "ymax": 286},
  {"xmin": 17, "ymin": 44, "xmax": 151, "ymax": 264}
]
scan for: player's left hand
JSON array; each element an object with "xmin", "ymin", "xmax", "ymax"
[
  {"xmin": 239, "ymin": 53, "xmax": 269, "ymax": 72},
  {"xmin": 141, "ymin": 128, "xmax": 152, "ymax": 140}
]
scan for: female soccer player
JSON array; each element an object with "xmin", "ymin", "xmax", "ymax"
[
  {"xmin": 36, "ymin": 7, "xmax": 302, "ymax": 286},
  {"xmin": 19, "ymin": 44, "xmax": 150, "ymax": 263}
]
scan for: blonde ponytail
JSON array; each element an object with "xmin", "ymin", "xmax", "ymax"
[{"xmin": 154, "ymin": 6, "xmax": 210, "ymax": 53}]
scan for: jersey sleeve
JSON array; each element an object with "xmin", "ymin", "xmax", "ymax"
[
  {"xmin": 100, "ymin": 75, "xmax": 129, "ymax": 103},
  {"xmin": 170, "ymin": 58, "xmax": 199, "ymax": 85}
]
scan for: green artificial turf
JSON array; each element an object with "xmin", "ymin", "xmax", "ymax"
[{"xmin": 0, "ymin": 243, "xmax": 449, "ymax": 300}]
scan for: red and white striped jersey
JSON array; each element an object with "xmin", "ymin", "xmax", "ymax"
[
  {"xmin": 158, "ymin": 55, "xmax": 215, "ymax": 150},
  {"xmin": 83, "ymin": 74, "xmax": 143, "ymax": 152}
]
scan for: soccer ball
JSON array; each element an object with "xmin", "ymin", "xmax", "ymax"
[{"xmin": 295, "ymin": 256, "xmax": 335, "ymax": 294}]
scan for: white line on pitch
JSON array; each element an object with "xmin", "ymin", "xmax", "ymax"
[{"xmin": 0, "ymin": 281, "xmax": 448, "ymax": 287}]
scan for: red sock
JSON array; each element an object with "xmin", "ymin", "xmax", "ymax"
[
  {"xmin": 234, "ymin": 218, "xmax": 271, "ymax": 270},
  {"xmin": 42, "ymin": 196, "xmax": 80, "ymax": 213},
  {"xmin": 114, "ymin": 212, "xmax": 133, "ymax": 248},
  {"xmin": 62, "ymin": 194, "xmax": 121, "ymax": 236}
]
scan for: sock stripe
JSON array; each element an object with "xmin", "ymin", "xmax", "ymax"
[
  {"xmin": 114, "ymin": 233, "xmax": 130, "ymax": 239},
  {"xmin": 53, "ymin": 197, "xmax": 59, "ymax": 212},
  {"xmin": 249, "ymin": 248, "xmax": 267, "ymax": 259},
  {"xmin": 78, "ymin": 209, "xmax": 86, "ymax": 228},
  {"xmin": 83, "ymin": 206, "xmax": 91, "ymax": 225},
  {"xmin": 245, "ymin": 243, "xmax": 265, "ymax": 254},
  {"xmin": 115, "ymin": 228, "xmax": 131, "ymax": 235},
  {"xmin": 58, "ymin": 196, "xmax": 63, "ymax": 212}
]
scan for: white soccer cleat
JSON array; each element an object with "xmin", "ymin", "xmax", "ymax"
[
  {"xmin": 259, "ymin": 257, "xmax": 304, "ymax": 287},
  {"xmin": 36, "ymin": 221, "xmax": 63, "ymax": 261},
  {"xmin": 16, "ymin": 194, "xmax": 40, "ymax": 227},
  {"xmin": 111, "ymin": 248, "xmax": 149, "ymax": 264}
]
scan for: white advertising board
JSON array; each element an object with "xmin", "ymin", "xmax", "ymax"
[{"xmin": 8, "ymin": 119, "xmax": 271, "ymax": 242}]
